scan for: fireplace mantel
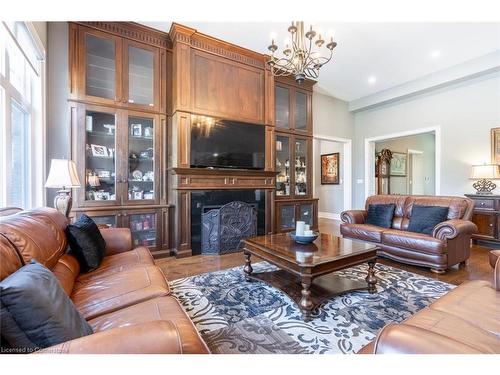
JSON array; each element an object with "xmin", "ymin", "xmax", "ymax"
[{"xmin": 169, "ymin": 167, "xmax": 278, "ymax": 190}]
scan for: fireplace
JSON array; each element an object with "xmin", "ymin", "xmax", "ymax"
[
  {"xmin": 201, "ymin": 201, "xmax": 257, "ymax": 255},
  {"xmin": 191, "ymin": 190, "xmax": 266, "ymax": 255}
]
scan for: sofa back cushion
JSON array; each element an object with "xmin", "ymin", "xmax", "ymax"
[
  {"xmin": 0, "ymin": 208, "xmax": 68, "ymax": 281},
  {"xmin": 365, "ymin": 195, "xmax": 474, "ymax": 231}
]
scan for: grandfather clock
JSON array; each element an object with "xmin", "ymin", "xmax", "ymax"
[{"xmin": 376, "ymin": 149, "xmax": 392, "ymax": 195}]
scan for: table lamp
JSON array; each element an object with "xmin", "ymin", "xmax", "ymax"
[
  {"xmin": 469, "ymin": 164, "xmax": 500, "ymax": 195},
  {"xmin": 45, "ymin": 159, "xmax": 81, "ymax": 216}
]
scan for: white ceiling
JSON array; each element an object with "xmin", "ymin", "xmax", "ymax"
[{"xmin": 141, "ymin": 22, "xmax": 500, "ymax": 101}]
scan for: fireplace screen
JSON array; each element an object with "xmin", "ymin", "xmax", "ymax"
[{"xmin": 201, "ymin": 201, "xmax": 257, "ymax": 254}]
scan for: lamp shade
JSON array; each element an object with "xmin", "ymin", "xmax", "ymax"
[
  {"xmin": 45, "ymin": 159, "xmax": 81, "ymax": 188},
  {"xmin": 469, "ymin": 164, "xmax": 500, "ymax": 180}
]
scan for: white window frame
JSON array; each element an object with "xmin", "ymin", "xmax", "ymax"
[{"xmin": 0, "ymin": 22, "xmax": 46, "ymax": 209}]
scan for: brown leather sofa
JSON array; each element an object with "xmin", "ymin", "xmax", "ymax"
[
  {"xmin": 0, "ymin": 207, "xmax": 209, "ymax": 354},
  {"xmin": 341, "ymin": 195, "xmax": 477, "ymax": 273},
  {"xmin": 359, "ymin": 250, "xmax": 500, "ymax": 354}
]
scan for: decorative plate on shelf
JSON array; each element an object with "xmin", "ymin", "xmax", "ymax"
[{"xmin": 132, "ymin": 170, "xmax": 143, "ymax": 181}]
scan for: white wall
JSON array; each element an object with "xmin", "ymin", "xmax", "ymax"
[
  {"xmin": 375, "ymin": 133, "xmax": 436, "ymax": 195},
  {"xmin": 312, "ymin": 92, "xmax": 354, "ymax": 213},
  {"xmin": 353, "ymin": 71, "xmax": 500, "ymax": 208}
]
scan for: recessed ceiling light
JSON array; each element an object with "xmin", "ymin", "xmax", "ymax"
[
  {"xmin": 430, "ymin": 50, "xmax": 441, "ymax": 59},
  {"xmin": 368, "ymin": 76, "xmax": 377, "ymax": 84}
]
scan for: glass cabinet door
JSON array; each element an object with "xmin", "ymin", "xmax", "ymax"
[
  {"xmin": 84, "ymin": 32, "xmax": 118, "ymax": 101},
  {"xmin": 84, "ymin": 110, "xmax": 117, "ymax": 203},
  {"xmin": 294, "ymin": 138, "xmax": 308, "ymax": 196},
  {"xmin": 279, "ymin": 204, "xmax": 296, "ymax": 231},
  {"xmin": 126, "ymin": 42, "xmax": 157, "ymax": 109},
  {"xmin": 299, "ymin": 203, "xmax": 313, "ymax": 227},
  {"xmin": 126, "ymin": 114, "xmax": 156, "ymax": 202},
  {"xmin": 294, "ymin": 91, "xmax": 308, "ymax": 131},
  {"xmin": 275, "ymin": 86, "xmax": 290, "ymax": 129},
  {"xmin": 128, "ymin": 212, "xmax": 157, "ymax": 248},
  {"xmin": 276, "ymin": 135, "xmax": 291, "ymax": 197},
  {"xmin": 75, "ymin": 212, "xmax": 118, "ymax": 228}
]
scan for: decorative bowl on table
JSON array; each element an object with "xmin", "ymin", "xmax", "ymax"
[{"xmin": 289, "ymin": 231, "xmax": 319, "ymax": 244}]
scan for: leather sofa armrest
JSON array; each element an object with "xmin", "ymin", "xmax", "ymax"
[
  {"xmin": 340, "ymin": 210, "xmax": 367, "ymax": 224},
  {"xmin": 491, "ymin": 250, "xmax": 500, "ymax": 290},
  {"xmin": 100, "ymin": 227, "xmax": 133, "ymax": 255},
  {"xmin": 371, "ymin": 324, "xmax": 482, "ymax": 354},
  {"xmin": 432, "ymin": 219, "xmax": 477, "ymax": 241},
  {"xmin": 37, "ymin": 321, "xmax": 182, "ymax": 354}
]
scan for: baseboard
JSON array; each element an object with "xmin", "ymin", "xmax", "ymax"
[{"xmin": 318, "ymin": 212, "xmax": 341, "ymax": 220}]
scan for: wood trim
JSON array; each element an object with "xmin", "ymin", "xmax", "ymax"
[
  {"xmin": 171, "ymin": 168, "xmax": 277, "ymax": 177},
  {"xmin": 176, "ymin": 191, "xmax": 192, "ymax": 257},
  {"xmin": 172, "ymin": 112, "xmax": 191, "ymax": 168},
  {"xmin": 76, "ymin": 22, "xmax": 171, "ymax": 49},
  {"xmin": 68, "ymin": 23, "xmax": 79, "ymax": 99},
  {"xmin": 275, "ymin": 75, "xmax": 316, "ymax": 91},
  {"xmin": 173, "ymin": 42, "xmax": 191, "ymax": 112},
  {"xmin": 265, "ymin": 126, "xmax": 275, "ymax": 171}
]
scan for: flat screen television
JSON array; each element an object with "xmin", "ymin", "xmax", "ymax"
[{"xmin": 190, "ymin": 120, "xmax": 265, "ymax": 170}]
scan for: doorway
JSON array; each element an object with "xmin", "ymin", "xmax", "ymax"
[{"xmin": 365, "ymin": 127, "xmax": 440, "ymax": 200}]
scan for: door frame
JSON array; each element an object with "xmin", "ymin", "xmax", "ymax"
[
  {"xmin": 364, "ymin": 126, "xmax": 440, "ymax": 202},
  {"xmin": 313, "ymin": 134, "xmax": 352, "ymax": 218}
]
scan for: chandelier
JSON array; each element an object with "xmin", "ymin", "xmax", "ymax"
[{"xmin": 267, "ymin": 21, "xmax": 337, "ymax": 84}]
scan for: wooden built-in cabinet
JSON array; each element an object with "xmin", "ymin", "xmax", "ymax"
[
  {"xmin": 465, "ymin": 194, "xmax": 500, "ymax": 246},
  {"xmin": 273, "ymin": 76, "xmax": 317, "ymax": 231},
  {"xmin": 275, "ymin": 199, "xmax": 318, "ymax": 233},
  {"xmin": 68, "ymin": 22, "xmax": 171, "ymax": 256}
]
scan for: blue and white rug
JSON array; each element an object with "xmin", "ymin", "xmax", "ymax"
[{"xmin": 170, "ymin": 262, "xmax": 454, "ymax": 354}]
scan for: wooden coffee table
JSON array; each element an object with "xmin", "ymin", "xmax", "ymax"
[{"xmin": 241, "ymin": 232, "xmax": 378, "ymax": 321}]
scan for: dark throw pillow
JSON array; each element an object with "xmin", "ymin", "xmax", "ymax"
[
  {"xmin": 66, "ymin": 214, "xmax": 106, "ymax": 272},
  {"xmin": 365, "ymin": 204, "xmax": 396, "ymax": 228},
  {"xmin": 0, "ymin": 260, "xmax": 93, "ymax": 351},
  {"xmin": 408, "ymin": 205, "xmax": 449, "ymax": 235}
]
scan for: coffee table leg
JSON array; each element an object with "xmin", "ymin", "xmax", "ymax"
[
  {"xmin": 244, "ymin": 251, "xmax": 253, "ymax": 281},
  {"xmin": 300, "ymin": 276, "xmax": 314, "ymax": 321},
  {"xmin": 366, "ymin": 260, "xmax": 377, "ymax": 293}
]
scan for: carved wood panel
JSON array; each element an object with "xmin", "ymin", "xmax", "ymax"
[{"xmin": 191, "ymin": 50, "xmax": 264, "ymax": 123}]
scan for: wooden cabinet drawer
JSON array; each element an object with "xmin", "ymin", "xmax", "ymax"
[
  {"xmin": 473, "ymin": 199, "xmax": 495, "ymax": 210},
  {"xmin": 472, "ymin": 212, "xmax": 496, "ymax": 238}
]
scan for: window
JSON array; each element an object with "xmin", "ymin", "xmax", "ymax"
[{"xmin": 0, "ymin": 22, "xmax": 45, "ymax": 209}]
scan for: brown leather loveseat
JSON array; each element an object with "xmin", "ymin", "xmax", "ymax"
[
  {"xmin": 341, "ymin": 195, "xmax": 477, "ymax": 273},
  {"xmin": 359, "ymin": 250, "xmax": 500, "ymax": 353},
  {"xmin": 0, "ymin": 207, "xmax": 209, "ymax": 354}
]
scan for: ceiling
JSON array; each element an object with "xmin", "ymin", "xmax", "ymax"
[{"xmin": 141, "ymin": 22, "xmax": 500, "ymax": 101}]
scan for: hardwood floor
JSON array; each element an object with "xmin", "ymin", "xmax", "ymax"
[{"xmin": 156, "ymin": 218, "xmax": 496, "ymax": 285}]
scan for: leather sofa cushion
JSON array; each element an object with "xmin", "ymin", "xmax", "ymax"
[
  {"xmin": 72, "ymin": 265, "xmax": 170, "ymax": 320},
  {"xmin": 382, "ymin": 229, "xmax": 444, "ymax": 254},
  {"xmin": 51, "ymin": 254, "xmax": 80, "ymax": 296},
  {"xmin": 404, "ymin": 307, "xmax": 500, "ymax": 353},
  {"xmin": 89, "ymin": 296, "xmax": 210, "ymax": 354},
  {"xmin": 428, "ymin": 280, "xmax": 500, "ymax": 337},
  {"xmin": 77, "ymin": 247, "xmax": 154, "ymax": 283},
  {"xmin": 365, "ymin": 204, "xmax": 395, "ymax": 228},
  {"xmin": 340, "ymin": 224, "xmax": 385, "ymax": 243},
  {"xmin": 0, "ymin": 260, "xmax": 93, "ymax": 350},
  {"xmin": 0, "ymin": 234, "xmax": 23, "ymax": 281}
]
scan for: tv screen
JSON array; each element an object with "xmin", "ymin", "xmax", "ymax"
[{"xmin": 190, "ymin": 120, "xmax": 265, "ymax": 170}]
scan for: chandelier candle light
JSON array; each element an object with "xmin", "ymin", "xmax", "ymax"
[{"xmin": 267, "ymin": 21, "xmax": 337, "ymax": 84}]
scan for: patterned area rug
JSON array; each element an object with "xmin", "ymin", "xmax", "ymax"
[{"xmin": 170, "ymin": 262, "xmax": 454, "ymax": 354}]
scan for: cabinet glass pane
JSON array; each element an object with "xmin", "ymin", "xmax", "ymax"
[
  {"xmin": 295, "ymin": 139, "xmax": 308, "ymax": 196},
  {"xmin": 294, "ymin": 91, "xmax": 307, "ymax": 130},
  {"xmin": 276, "ymin": 135, "xmax": 291, "ymax": 197},
  {"xmin": 299, "ymin": 204, "xmax": 313, "ymax": 227},
  {"xmin": 128, "ymin": 46, "xmax": 154, "ymax": 107},
  {"xmin": 128, "ymin": 116, "xmax": 155, "ymax": 201},
  {"xmin": 81, "ymin": 215, "xmax": 116, "ymax": 228},
  {"xmin": 129, "ymin": 213, "xmax": 156, "ymax": 247},
  {"xmin": 275, "ymin": 86, "xmax": 289, "ymax": 129},
  {"xmin": 280, "ymin": 205, "xmax": 296, "ymax": 230},
  {"xmin": 85, "ymin": 111, "xmax": 116, "ymax": 201},
  {"xmin": 86, "ymin": 34, "xmax": 115, "ymax": 99}
]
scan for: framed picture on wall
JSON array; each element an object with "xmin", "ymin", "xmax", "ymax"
[
  {"xmin": 321, "ymin": 153, "xmax": 340, "ymax": 184},
  {"xmin": 390, "ymin": 152, "xmax": 407, "ymax": 176},
  {"xmin": 491, "ymin": 127, "xmax": 500, "ymax": 164}
]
